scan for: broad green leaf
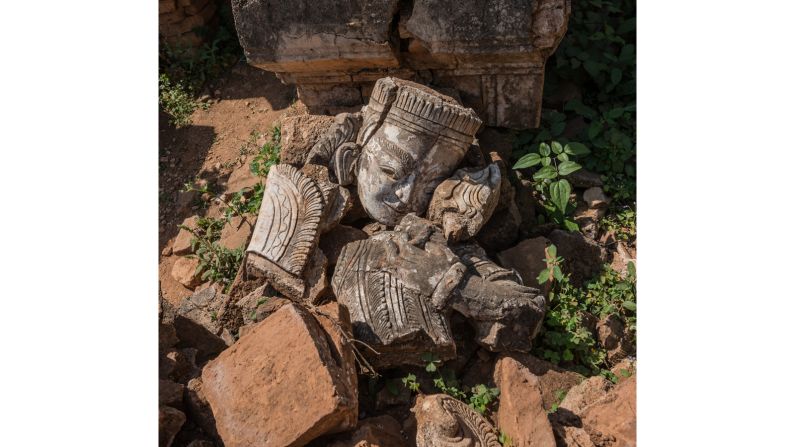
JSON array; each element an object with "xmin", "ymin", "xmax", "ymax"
[
  {"xmin": 608, "ymin": 108, "xmax": 624, "ymax": 119},
  {"xmin": 618, "ymin": 18, "xmax": 636, "ymax": 35},
  {"xmin": 562, "ymin": 349, "xmax": 574, "ymax": 361},
  {"xmin": 551, "ymin": 121, "xmax": 566, "ymax": 136},
  {"xmin": 537, "ymin": 269, "xmax": 551, "ymax": 284},
  {"xmin": 546, "ymin": 244, "xmax": 557, "ymax": 259},
  {"xmin": 611, "ymin": 68, "xmax": 622, "ymax": 85},
  {"xmin": 546, "ymin": 110, "xmax": 565, "ymax": 123},
  {"xmin": 563, "ymin": 218, "xmax": 580, "ymax": 232},
  {"xmin": 565, "ymin": 100, "xmax": 597, "ymax": 119},
  {"xmin": 619, "ymin": 44, "xmax": 635, "ymax": 63},
  {"xmin": 515, "ymin": 132, "xmax": 534, "ymax": 145},
  {"xmin": 584, "ymin": 60, "xmax": 602, "ymax": 77},
  {"xmin": 425, "ymin": 362, "xmax": 437, "ymax": 373},
  {"xmin": 564, "ymin": 142, "xmax": 591, "ymax": 156},
  {"xmin": 558, "ymin": 161, "xmax": 582, "ymax": 176},
  {"xmin": 627, "ymin": 261, "xmax": 636, "ymax": 277},
  {"xmin": 541, "ymin": 156, "xmax": 552, "ymax": 167},
  {"xmin": 549, "ymin": 179, "xmax": 571, "ymax": 212},
  {"xmin": 551, "ymin": 141, "xmax": 564, "ymax": 154},
  {"xmin": 512, "ymin": 152, "xmax": 542, "ymax": 169},
  {"xmin": 588, "ymin": 122, "xmax": 603, "ymax": 140},
  {"xmin": 539, "ymin": 142, "xmax": 551, "ymax": 156},
  {"xmin": 557, "ymin": 153, "xmax": 569, "ymax": 162},
  {"xmin": 533, "ymin": 165, "xmax": 558, "ymax": 180},
  {"xmin": 622, "ymin": 301, "xmax": 637, "ymax": 311},
  {"xmin": 553, "ymin": 266, "xmax": 564, "ymax": 281}
]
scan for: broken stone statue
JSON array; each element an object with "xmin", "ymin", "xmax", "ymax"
[
  {"xmin": 241, "ymin": 77, "xmax": 546, "ymax": 368},
  {"xmin": 413, "ymin": 393, "xmax": 502, "ymax": 447}
]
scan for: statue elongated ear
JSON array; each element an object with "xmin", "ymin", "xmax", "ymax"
[
  {"xmin": 305, "ymin": 112, "xmax": 362, "ymax": 166},
  {"xmin": 331, "ymin": 142, "xmax": 360, "ymax": 186}
]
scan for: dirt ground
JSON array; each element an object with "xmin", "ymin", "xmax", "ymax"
[{"xmin": 158, "ymin": 62, "xmax": 296, "ymax": 306}]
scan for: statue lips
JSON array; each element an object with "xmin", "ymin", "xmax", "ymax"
[{"xmin": 384, "ymin": 198, "xmax": 409, "ymax": 215}]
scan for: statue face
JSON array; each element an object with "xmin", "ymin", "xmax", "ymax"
[{"xmin": 357, "ymin": 121, "xmax": 464, "ymax": 226}]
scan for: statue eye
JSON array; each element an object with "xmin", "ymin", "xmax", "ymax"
[{"xmin": 379, "ymin": 165, "xmax": 398, "ymax": 179}]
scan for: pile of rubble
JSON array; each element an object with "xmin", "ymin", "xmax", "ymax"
[{"xmin": 159, "ymin": 78, "xmax": 635, "ymax": 446}]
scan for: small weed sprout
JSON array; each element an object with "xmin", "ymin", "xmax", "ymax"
[{"xmin": 547, "ymin": 389, "xmax": 568, "ymax": 414}]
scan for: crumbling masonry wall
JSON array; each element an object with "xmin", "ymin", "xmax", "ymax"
[
  {"xmin": 159, "ymin": 0, "xmax": 221, "ymax": 48},
  {"xmin": 230, "ymin": 0, "xmax": 571, "ymax": 129}
]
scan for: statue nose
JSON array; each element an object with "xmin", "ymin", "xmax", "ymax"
[{"xmin": 394, "ymin": 174, "xmax": 416, "ymax": 204}]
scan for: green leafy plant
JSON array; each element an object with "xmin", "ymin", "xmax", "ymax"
[
  {"xmin": 537, "ymin": 244, "xmax": 565, "ymax": 285},
  {"xmin": 401, "ymin": 373, "xmax": 420, "ymax": 393},
  {"xmin": 159, "ymin": 7, "xmax": 242, "ymax": 126},
  {"xmin": 544, "ymin": 0, "xmax": 636, "ymax": 202},
  {"xmin": 180, "ymin": 217, "xmax": 243, "ymax": 291},
  {"xmin": 432, "ymin": 369, "xmax": 468, "ymax": 401},
  {"xmin": 513, "ymin": 141, "xmax": 590, "ymax": 231},
  {"xmin": 512, "ymin": 0, "xmax": 636, "ymax": 241},
  {"xmin": 401, "ymin": 354, "xmax": 500, "ymax": 415},
  {"xmin": 159, "ymin": 74, "xmax": 200, "ymax": 127},
  {"xmin": 421, "ymin": 352, "xmax": 442, "ymax": 373},
  {"xmin": 469, "ymin": 384, "xmax": 500, "ymax": 414},
  {"xmin": 548, "ymin": 389, "xmax": 568, "ymax": 414},
  {"xmin": 250, "ymin": 125, "xmax": 282, "ymax": 178},
  {"xmin": 159, "ymin": 20, "xmax": 241, "ymax": 93},
  {"xmin": 191, "ymin": 240, "xmax": 243, "ymax": 290},
  {"xmin": 532, "ymin": 252, "xmax": 636, "ymax": 376},
  {"xmin": 599, "ymin": 206, "xmax": 636, "ymax": 242},
  {"xmin": 181, "ymin": 216, "xmax": 225, "ymax": 243}
]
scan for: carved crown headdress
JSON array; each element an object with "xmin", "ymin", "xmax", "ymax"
[{"xmin": 365, "ymin": 77, "xmax": 482, "ymax": 148}]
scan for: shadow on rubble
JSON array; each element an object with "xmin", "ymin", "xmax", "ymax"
[{"xmin": 158, "ymin": 118, "xmax": 217, "ymax": 251}]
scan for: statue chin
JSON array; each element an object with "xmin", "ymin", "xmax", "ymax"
[{"xmin": 361, "ymin": 197, "xmax": 404, "ymax": 226}]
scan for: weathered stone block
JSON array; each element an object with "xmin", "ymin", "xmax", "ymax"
[
  {"xmin": 201, "ymin": 303, "xmax": 358, "ymax": 447},
  {"xmin": 494, "ymin": 356, "xmax": 557, "ymax": 447},
  {"xmin": 231, "ymin": 0, "xmax": 401, "ymax": 72},
  {"xmin": 231, "ymin": 0, "xmax": 570, "ymax": 128}
]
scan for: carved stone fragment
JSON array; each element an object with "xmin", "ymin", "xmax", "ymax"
[
  {"xmin": 452, "ymin": 243, "xmax": 547, "ymax": 352},
  {"xmin": 332, "ymin": 214, "xmax": 464, "ymax": 368},
  {"xmin": 355, "ymin": 78, "xmax": 482, "ymax": 226},
  {"xmin": 306, "ymin": 112, "xmax": 362, "ymax": 167},
  {"xmin": 412, "ymin": 394, "xmax": 501, "ymax": 447},
  {"xmin": 246, "ymin": 164, "xmax": 324, "ymax": 299},
  {"xmin": 301, "ymin": 163, "xmax": 352, "ymax": 234},
  {"xmin": 428, "ymin": 164, "xmax": 502, "ymax": 241}
]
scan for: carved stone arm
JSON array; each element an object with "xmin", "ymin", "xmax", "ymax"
[{"xmin": 451, "ymin": 243, "xmax": 547, "ymax": 352}]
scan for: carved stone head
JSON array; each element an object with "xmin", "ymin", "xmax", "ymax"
[{"xmin": 356, "ymin": 78, "xmax": 482, "ymax": 226}]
